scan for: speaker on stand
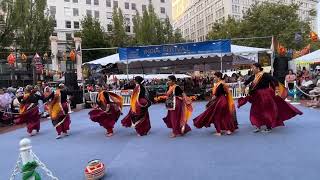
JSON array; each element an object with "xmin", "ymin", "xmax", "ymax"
[{"xmin": 273, "ymin": 56, "xmax": 289, "ymax": 84}]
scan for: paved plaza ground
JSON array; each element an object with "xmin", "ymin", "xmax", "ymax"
[{"xmin": 0, "ymin": 102, "xmax": 319, "ymax": 180}]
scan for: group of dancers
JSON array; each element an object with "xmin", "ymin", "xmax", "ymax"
[{"xmin": 16, "ymin": 63, "xmax": 303, "ymax": 139}]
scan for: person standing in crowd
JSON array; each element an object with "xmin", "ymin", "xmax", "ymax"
[
  {"xmin": 238, "ymin": 63, "xmax": 303, "ymax": 133},
  {"xmin": 46, "ymin": 84, "xmax": 72, "ymax": 139},
  {"xmin": 89, "ymin": 85, "xmax": 123, "ymax": 137},
  {"xmin": 121, "ymin": 76, "xmax": 152, "ymax": 136},
  {"xmin": 16, "ymin": 85, "xmax": 43, "ymax": 136},
  {"xmin": 163, "ymin": 75, "xmax": 193, "ymax": 138},
  {"xmin": 193, "ymin": 72, "xmax": 238, "ymax": 136},
  {"xmin": 285, "ymin": 69, "xmax": 296, "ymax": 90}
]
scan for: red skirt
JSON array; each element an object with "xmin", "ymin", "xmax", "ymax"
[
  {"xmin": 163, "ymin": 97, "xmax": 191, "ymax": 135},
  {"xmin": 16, "ymin": 106, "xmax": 40, "ymax": 134},
  {"xmin": 250, "ymin": 88, "xmax": 302, "ymax": 128},
  {"xmin": 193, "ymin": 95, "xmax": 236, "ymax": 133},
  {"xmin": 54, "ymin": 102, "xmax": 71, "ymax": 134},
  {"xmin": 89, "ymin": 103, "xmax": 120, "ymax": 131},
  {"xmin": 121, "ymin": 98, "xmax": 151, "ymax": 136}
]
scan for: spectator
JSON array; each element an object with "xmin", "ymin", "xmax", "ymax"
[{"xmin": 285, "ymin": 69, "xmax": 296, "ymax": 90}]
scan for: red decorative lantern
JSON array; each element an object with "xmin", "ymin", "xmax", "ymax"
[
  {"xmin": 21, "ymin": 53, "xmax": 27, "ymax": 62},
  {"xmin": 310, "ymin": 31, "xmax": 318, "ymax": 42},
  {"xmin": 7, "ymin": 53, "xmax": 16, "ymax": 65},
  {"xmin": 70, "ymin": 50, "xmax": 76, "ymax": 61}
]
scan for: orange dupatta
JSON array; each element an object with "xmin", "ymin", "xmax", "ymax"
[
  {"xmin": 130, "ymin": 85, "xmax": 140, "ymax": 113},
  {"xmin": 19, "ymin": 93, "xmax": 31, "ymax": 114},
  {"xmin": 109, "ymin": 92, "xmax": 124, "ymax": 111},
  {"xmin": 48, "ymin": 89, "xmax": 65, "ymax": 121}
]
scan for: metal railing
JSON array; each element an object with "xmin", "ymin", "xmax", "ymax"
[{"xmin": 87, "ymin": 82, "xmax": 247, "ymax": 106}]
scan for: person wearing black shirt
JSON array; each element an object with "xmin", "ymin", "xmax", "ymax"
[
  {"xmin": 16, "ymin": 85, "xmax": 44, "ymax": 136},
  {"xmin": 238, "ymin": 63, "xmax": 302, "ymax": 133},
  {"xmin": 121, "ymin": 76, "xmax": 151, "ymax": 136},
  {"xmin": 89, "ymin": 85, "xmax": 123, "ymax": 137},
  {"xmin": 193, "ymin": 72, "xmax": 237, "ymax": 136},
  {"xmin": 163, "ymin": 75, "xmax": 193, "ymax": 138}
]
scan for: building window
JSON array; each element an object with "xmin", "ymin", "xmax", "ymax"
[
  {"xmin": 160, "ymin": 7, "xmax": 165, "ymax": 14},
  {"xmin": 73, "ymin": 0, "xmax": 78, "ymax": 3},
  {"xmin": 125, "ymin": 2, "xmax": 129, "ymax": 9},
  {"xmin": 126, "ymin": 26, "xmax": 130, "ymax": 32},
  {"xmin": 50, "ymin": 6, "xmax": 56, "ymax": 16},
  {"xmin": 53, "ymin": 20, "xmax": 57, "ymax": 27},
  {"xmin": 94, "ymin": 11, "xmax": 100, "ymax": 18},
  {"xmin": 74, "ymin": 21, "xmax": 80, "ymax": 29},
  {"xmin": 86, "ymin": 0, "xmax": 91, "ymax": 5},
  {"xmin": 86, "ymin": 10, "xmax": 92, "ymax": 17},
  {"xmin": 73, "ymin": 8, "xmax": 79, "ymax": 16},
  {"xmin": 132, "ymin": 3, "xmax": 136, "ymax": 10},
  {"xmin": 64, "ymin": 0, "xmax": 70, "ymax": 2},
  {"xmin": 161, "ymin": 0, "xmax": 165, "ymax": 3},
  {"xmin": 106, "ymin": 0, "xmax": 111, "ymax": 7},
  {"xmin": 142, "ymin": 5, "xmax": 147, "ymax": 11},
  {"xmin": 125, "ymin": 17, "xmax": 130, "ymax": 24},
  {"xmin": 113, "ymin": 1, "xmax": 118, "ymax": 8},
  {"xmin": 66, "ymin": 33, "xmax": 73, "ymax": 40},
  {"xmin": 107, "ymin": 24, "xmax": 112, "ymax": 31},
  {"xmin": 94, "ymin": 0, "xmax": 99, "ymax": 5},
  {"xmin": 65, "ymin": 21, "xmax": 71, "ymax": 28},
  {"xmin": 106, "ymin": 12, "xmax": 112, "ymax": 19}
]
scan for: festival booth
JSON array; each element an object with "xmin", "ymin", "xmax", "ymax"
[
  {"xmin": 83, "ymin": 40, "xmax": 271, "ymax": 105},
  {"xmin": 289, "ymin": 49, "xmax": 320, "ymax": 71}
]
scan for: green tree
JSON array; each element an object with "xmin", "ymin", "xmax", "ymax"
[
  {"xmin": 13, "ymin": 0, "xmax": 54, "ymax": 52},
  {"xmin": 80, "ymin": 16, "xmax": 109, "ymax": 62},
  {"xmin": 111, "ymin": 8, "xmax": 127, "ymax": 47},
  {"xmin": 0, "ymin": 0, "xmax": 15, "ymax": 51},
  {"xmin": 173, "ymin": 29, "xmax": 184, "ymax": 43},
  {"xmin": 207, "ymin": 2, "xmax": 314, "ymax": 50}
]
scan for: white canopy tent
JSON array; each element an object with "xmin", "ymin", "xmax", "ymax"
[
  {"xmin": 289, "ymin": 49, "xmax": 320, "ymax": 71},
  {"xmin": 107, "ymin": 74, "xmax": 191, "ymax": 82},
  {"xmin": 84, "ymin": 45, "xmax": 271, "ymax": 65}
]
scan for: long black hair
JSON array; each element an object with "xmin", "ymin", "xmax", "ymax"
[
  {"xmin": 214, "ymin": 72, "xmax": 223, "ymax": 79},
  {"xmin": 253, "ymin": 63, "xmax": 263, "ymax": 71}
]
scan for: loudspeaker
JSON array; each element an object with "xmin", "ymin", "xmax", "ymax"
[
  {"xmin": 273, "ymin": 56, "xmax": 289, "ymax": 84},
  {"xmin": 65, "ymin": 72, "xmax": 78, "ymax": 90}
]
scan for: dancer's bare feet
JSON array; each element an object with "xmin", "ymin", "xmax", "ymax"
[
  {"xmin": 106, "ymin": 133, "xmax": 113, "ymax": 137},
  {"xmin": 214, "ymin": 132, "xmax": 222, "ymax": 136},
  {"xmin": 56, "ymin": 135, "xmax": 62, "ymax": 139},
  {"xmin": 226, "ymin": 130, "xmax": 232, "ymax": 135},
  {"xmin": 170, "ymin": 133, "xmax": 177, "ymax": 138}
]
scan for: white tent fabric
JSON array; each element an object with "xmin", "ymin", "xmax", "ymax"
[
  {"xmin": 108, "ymin": 74, "xmax": 191, "ymax": 81},
  {"xmin": 84, "ymin": 53, "xmax": 119, "ymax": 65},
  {"xmin": 291, "ymin": 49, "xmax": 320, "ymax": 64},
  {"xmin": 84, "ymin": 45, "xmax": 271, "ymax": 65}
]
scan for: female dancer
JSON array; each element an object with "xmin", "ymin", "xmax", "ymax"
[
  {"xmin": 46, "ymin": 84, "xmax": 72, "ymax": 139},
  {"xmin": 163, "ymin": 75, "xmax": 193, "ymax": 138},
  {"xmin": 238, "ymin": 63, "xmax": 302, "ymax": 132},
  {"xmin": 121, "ymin": 76, "xmax": 151, "ymax": 136},
  {"xmin": 16, "ymin": 85, "xmax": 43, "ymax": 136},
  {"xmin": 89, "ymin": 85, "xmax": 123, "ymax": 137},
  {"xmin": 193, "ymin": 72, "xmax": 237, "ymax": 136}
]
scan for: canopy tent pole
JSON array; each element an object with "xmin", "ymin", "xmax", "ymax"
[
  {"xmin": 126, "ymin": 59, "xmax": 129, "ymax": 80},
  {"xmin": 220, "ymin": 52, "xmax": 223, "ymax": 72}
]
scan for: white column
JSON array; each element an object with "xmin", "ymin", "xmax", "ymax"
[
  {"xmin": 74, "ymin": 37, "xmax": 82, "ymax": 81},
  {"xmin": 19, "ymin": 138, "xmax": 35, "ymax": 180},
  {"xmin": 50, "ymin": 36, "xmax": 59, "ymax": 71}
]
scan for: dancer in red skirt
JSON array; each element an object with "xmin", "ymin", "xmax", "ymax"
[
  {"xmin": 238, "ymin": 63, "xmax": 303, "ymax": 133},
  {"xmin": 121, "ymin": 76, "xmax": 151, "ymax": 136},
  {"xmin": 46, "ymin": 84, "xmax": 72, "ymax": 139},
  {"xmin": 16, "ymin": 85, "xmax": 43, "ymax": 136},
  {"xmin": 193, "ymin": 72, "xmax": 238, "ymax": 136},
  {"xmin": 163, "ymin": 75, "xmax": 193, "ymax": 138},
  {"xmin": 89, "ymin": 85, "xmax": 123, "ymax": 137}
]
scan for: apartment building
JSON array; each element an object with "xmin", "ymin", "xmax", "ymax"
[{"xmin": 172, "ymin": 0, "xmax": 318, "ymax": 42}]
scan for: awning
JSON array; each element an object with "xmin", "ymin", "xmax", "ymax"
[
  {"xmin": 291, "ymin": 49, "xmax": 320, "ymax": 64},
  {"xmin": 84, "ymin": 45, "xmax": 270, "ymax": 65}
]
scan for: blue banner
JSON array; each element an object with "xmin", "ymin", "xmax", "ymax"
[{"xmin": 119, "ymin": 39, "xmax": 231, "ymax": 61}]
